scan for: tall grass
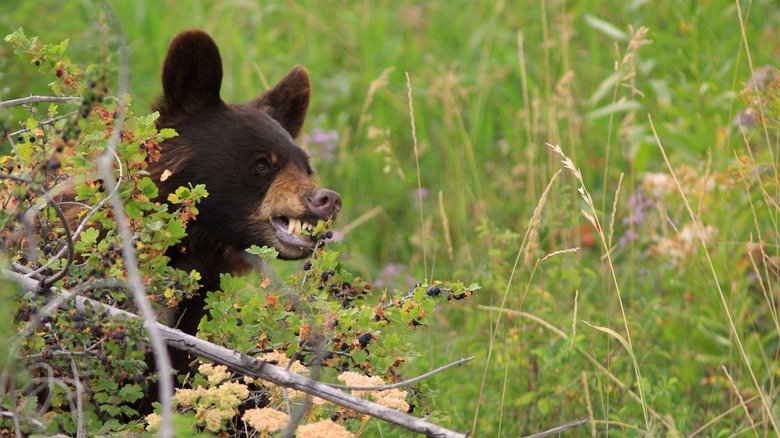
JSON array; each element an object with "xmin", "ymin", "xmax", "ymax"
[{"xmin": 3, "ymin": 0, "xmax": 780, "ymax": 435}]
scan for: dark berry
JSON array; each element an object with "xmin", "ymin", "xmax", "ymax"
[
  {"xmin": 425, "ymin": 287, "xmax": 441, "ymax": 297},
  {"xmin": 358, "ymin": 333, "xmax": 373, "ymax": 348},
  {"xmin": 17, "ymin": 135, "xmax": 24, "ymax": 142},
  {"xmin": 325, "ymin": 231, "xmax": 334, "ymax": 239},
  {"xmin": 56, "ymin": 69, "xmax": 63, "ymax": 78},
  {"xmin": 236, "ymin": 318, "xmax": 243, "ymax": 327},
  {"xmin": 28, "ymin": 136, "xmax": 36, "ymax": 143},
  {"xmin": 303, "ymin": 261, "xmax": 312, "ymax": 271},
  {"xmin": 34, "ymin": 60, "xmax": 40, "ymax": 66}
]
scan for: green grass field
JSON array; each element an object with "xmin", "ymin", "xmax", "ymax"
[{"xmin": 3, "ymin": 0, "xmax": 780, "ymax": 435}]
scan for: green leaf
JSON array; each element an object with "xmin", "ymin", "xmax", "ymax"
[
  {"xmin": 246, "ymin": 245, "xmax": 279, "ymax": 260},
  {"xmin": 587, "ymin": 100, "xmax": 643, "ymax": 120},
  {"xmin": 137, "ymin": 176, "xmax": 158, "ymax": 198},
  {"xmin": 80, "ymin": 227, "xmax": 100, "ymax": 246},
  {"xmin": 167, "ymin": 219, "xmax": 186, "ymax": 241},
  {"xmin": 519, "ymin": 391, "xmax": 536, "ymax": 406},
  {"xmin": 26, "ymin": 117, "xmax": 39, "ymax": 130},
  {"xmin": 159, "ymin": 128, "xmax": 178, "ymax": 139},
  {"xmin": 584, "ymin": 14, "xmax": 629, "ymax": 41},
  {"xmin": 118, "ymin": 383, "xmax": 143, "ymax": 402}
]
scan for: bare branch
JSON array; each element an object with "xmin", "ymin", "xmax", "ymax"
[
  {"xmin": 0, "ymin": 95, "xmax": 82, "ymax": 108},
  {"xmin": 68, "ymin": 358, "xmax": 87, "ymax": 438},
  {"xmin": 4, "ymin": 270, "xmax": 469, "ymax": 438},
  {"xmin": 324, "ymin": 356, "xmax": 474, "ymax": 391},
  {"xmin": 521, "ymin": 418, "xmax": 589, "ymax": 438},
  {"xmin": 91, "ymin": 4, "xmax": 174, "ymax": 436},
  {"xmin": 38, "ymin": 192, "xmax": 74, "ymax": 287},
  {"xmin": 6, "ymin": 111, "xmax": 78, "ymax": 138}
]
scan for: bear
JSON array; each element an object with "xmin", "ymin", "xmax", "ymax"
[
  {"xmin": 149, "ymin": 29, "xmax": 342, "ymax": 340},
  {"xmin": 133, "ymin": 29, "xmax": 341, "ymax": 404}
]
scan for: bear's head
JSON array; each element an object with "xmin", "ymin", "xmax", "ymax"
[{"xmin": 151, "ymin": 30, "xmax": 341, "ymax": 284}]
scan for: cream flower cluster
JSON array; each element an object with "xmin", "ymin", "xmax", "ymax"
[
  {"xmin": 198, "ymin": 362, "xmax": 232, "ymax": 385},
  {"xmin": 337, "ymin": 371, "xmax": 410, "ymax": 412},
  {"xmin": 262, "ymin": 350, "xmax": 309, "ymax": 375},
  {"xmin": 641, "ymin": 166, "xmax": 716, "ymax": 201},
  {"xmin": 148, "ymin": 363, "xmax": 251, "ymax": 433},
  {"xmin": 651, "ymin": 222, "xmax": 717, "ymax": 267},
  {"xmin": 296, "ymin": 419, "xmax": 355, "ymax": 438},
  {"xmin": 242, "ymin": 407, "xmax": 290, "ymax": 433}
]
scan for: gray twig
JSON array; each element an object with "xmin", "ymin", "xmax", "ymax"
[
  {"xmin": 521, "ymin": 418, "xmax": 589, "ymax": 438},
  {"xmin": 92, "ymin": 3, "xmax": 174, "ymax": 436},
  {"xmin": 68, "ymin": 358, "xmax": 86, "ymax": 438},
  {"xmin": 0, "ymin": 95, "xmax": 82, "ymax": 108},
  {"xmin": 324, "ymin": 356, "xmax": 475, "ymax": 391}
]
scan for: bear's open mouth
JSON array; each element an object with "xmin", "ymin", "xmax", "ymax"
[{"xmin": 270, "ymin": 217, "xmax": 319, "ymax": 249}]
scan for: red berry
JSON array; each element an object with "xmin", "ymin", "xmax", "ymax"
[{"xmin": 56, "ymin": 69, "xmax": 63, "ymax": 78}]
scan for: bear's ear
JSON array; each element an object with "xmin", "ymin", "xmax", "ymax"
[
  {"xmin": 159, "ymin": 29, "xmax": 223, "ymax": 115},
  {"xmin": 250, "ymin": 66, "xmax": 310, "ymax": 138}
]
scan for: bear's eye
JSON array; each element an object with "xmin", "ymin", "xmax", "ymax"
[{"xmin": 255, "ymin": 158, "xmax": 272, "ymax": 174}]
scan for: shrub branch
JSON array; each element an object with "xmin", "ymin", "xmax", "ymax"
[{"xmin": 0, "ymin": 95, "xmax": 82, "ymax": 108}]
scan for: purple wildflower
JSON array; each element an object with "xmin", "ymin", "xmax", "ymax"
[
  {"xmin": 747, "ymin": 65, "xmax": 778, "ymax": 91},
  {"xmin": 303, "ymin": 128, "xmax": 339, "ymax": 160},
  {"xmin": 374, "ymin": 263, "xmax": 415, "ymax": 290},
  {"xmin": 412, "ymin": 188, "xmax": 429, "ymax": 200},
  {"xmin": 623, "ymin": 192, "xmax": 653, "ymax": 226},
  {"xmin": 619, "ymin": 191, "xmax": 653, "ymax": 246},
  {"xmin": 735, "ymin": 108, "xmax": 757, "ymax": 131}
]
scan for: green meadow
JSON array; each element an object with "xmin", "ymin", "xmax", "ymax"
[{"xmin": 3, "ymin": 0, "xmax": 780, "ymax": 436}]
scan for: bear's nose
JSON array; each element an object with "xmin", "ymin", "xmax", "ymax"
[{"xmin": 306, "ymin": 188, "xmax": 342, "ymax": 218}]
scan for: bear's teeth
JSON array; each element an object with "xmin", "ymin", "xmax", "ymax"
[{"xmin": 285, "ymin": 219, "xmax": 317, "ymax": 235}]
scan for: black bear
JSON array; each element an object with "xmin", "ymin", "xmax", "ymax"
[{"xmin": 149, "ymin": 29, "xmax": 341, "ymax": 341}]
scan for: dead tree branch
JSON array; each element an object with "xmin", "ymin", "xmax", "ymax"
[
  {"xmin": 0, "ymin": 95, "xmax": 82, "ymax": 108},
  {"xmin": 5, "ymin": 270, "xmax": 470, "ymax": 438}
]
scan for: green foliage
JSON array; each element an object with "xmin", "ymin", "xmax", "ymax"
[
  {"xmin": 0, "ymin": 26, "xmax": 205, "ymax": 434},
  {"xmin": 2, "ymin": 0, "xmax": 780, "ymax": 436},
  {"xmin": 188, "ymin": 240, "xmax": 477, "ymax": 433}
]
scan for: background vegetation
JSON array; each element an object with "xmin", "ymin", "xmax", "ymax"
[{"xmin": 2, "ymin": 0, "xmax": 780, "ymax": 436}]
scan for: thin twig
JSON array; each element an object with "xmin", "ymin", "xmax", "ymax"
[
  {"xmin": 324, "ymin": 356, "xmax": 474, "ymax": 391},
  {"xmin": 93, "ymin": 5, "xmax": 173, "ymax": 436},
  {"xmin": 68, "ymin": 358, "xmax": 86, "ymax": 438},
  {"xmin": 0, "ymin": 95, "xmax": 82, "ymax": 108},
  {"xmin": 406, "ymin": 72, "xmax": 428, "ymax": 283},
  {"xmin": 6, "ymin": 111, "xmax": 79, "ymax": 138},
  {"xmin": 39, "ymin": 192, "xmax": 74, "ymax": 287},
  {"xmin": 521, "ymin": 418, "xmax": 589, "ymax": 438}
]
